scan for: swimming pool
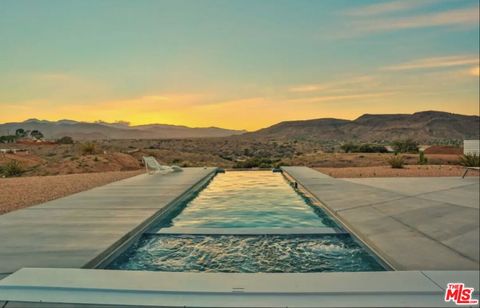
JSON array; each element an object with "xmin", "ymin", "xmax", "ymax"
[
  {"xmin": 107, "ymin": 171, "xmax": 385, "ymax": 272},
  {"xmin": 152, "ymin": 171, "xmax": 335, "ymax": 229}
]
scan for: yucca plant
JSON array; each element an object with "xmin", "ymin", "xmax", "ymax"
[
  {"xmin": 1, "ymin": 160, "xmax": 24, "ymax": 177},
  {"xmin": 387, "ymin": 154, "xmax": 405, "ymax": 169},
  {"xmin": 459, "ymin": 154, "xmax": 480, "ymax": 167},
  {"xmin": 418, "ymin": 151, "xmax": 428, "ymax": 165}
]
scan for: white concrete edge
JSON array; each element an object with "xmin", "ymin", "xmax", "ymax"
[
  {"xmin": 0, "ymin": 268, "xmax": 478, "ymax": 307},
  {"xmin": 146, "ymin": 227, "xmax": 347, "ymax": 235}
]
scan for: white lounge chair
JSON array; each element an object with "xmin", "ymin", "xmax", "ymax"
[
  {"xmin": 462, "ymin": 167, "xmax": 480, "ymax": 178},
  {"xmin": 142, "ymin": 156, "xmax": 183, "ymax": 174}
]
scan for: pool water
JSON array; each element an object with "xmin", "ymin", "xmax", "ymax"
[
  {"xmin": 154, "ymin": 171, "xmax": 335, "ymax": 229},
  {"xmin": 108, "ymin": 171, "xmax": 385, "ymax": 272},
  {"xmin": 108, "ymin": 235, "xmax": 385, "ymax": 273}
]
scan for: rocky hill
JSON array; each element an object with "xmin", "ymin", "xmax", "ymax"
[
  {"xmin": 245, "ymin": 111, "xmax": 480, "ymax": 142},
  {"xmin": 0, "ymin": 119, "xmax": 246, "ymax": 140}
]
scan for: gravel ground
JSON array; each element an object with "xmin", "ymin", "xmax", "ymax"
[
  {"xmin": 0, "ymin": 170, "xmax": 143, "ymax": 215},
  {"xmin": 316, "ymin": 165, "xmax": 480, "ymax": 178}
]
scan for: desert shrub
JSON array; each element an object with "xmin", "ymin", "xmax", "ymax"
[
  {"xmin": 459, "ymin": 154, "xmax": 480, "ymax": 167},
  {"xmin": 341, "ymin": 143, "xmax": 388, "ymax": 153},
  {"xmin": 57, "ymin": 136, "xmax": 74, "ymax": 144},
  {"xmin": 358, "ymin": 144, "xmax": 388, "ymax": 153},
  {"xmin": 81, "ymin": 142, "xmax": 97, "ymax": 155},
  {"xmin": 233, "ymin": 157, "xmax": 279, "ymax": 168},
  {"xmin": 1, "ymin": 160, "xmax": 24, "ymax": 177},
  {"xmin": 391, "ymin": 139, "xmax": 418, "ymax": 153},
  {"xmin": 341, "ymin": 142, "xmax": 357, "ymax": 153},
  {"xmin": 387, "ymin": 154, "xmax": 405, "ymax": 169},
  {"xmin": 418, "ymin": 151, "xmax": 428, "ymax": 165},
  {"xmin": 0, "ymin": 135, "xmax": 17, "ymax": 143}
]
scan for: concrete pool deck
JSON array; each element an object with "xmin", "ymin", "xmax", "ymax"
[
  {"xmin": 0, "ymin": 167, "xmax": 479, "ymax": 307},
  {"xmin": 0, "ymin": 268, "xmax": 478, "ymax": 307},
  {"xmin": 0, "ymin": 167, "xmax": 217, "ymax": 277},
  {"xmin": 282, "ymin": 167, "xmax": 479, "ymax": 270}
]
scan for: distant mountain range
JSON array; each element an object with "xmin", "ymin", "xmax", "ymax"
[
  {"xmin": 0, "ymin": 111, "xmax": 478, "ymax": 141},
  {"xmin": 244, "ymin": 111, "xmax": 480, "ymax": 142},
  {"xmin": 0, "ymin": 119, "xmax": 246, "ymax": 140}
]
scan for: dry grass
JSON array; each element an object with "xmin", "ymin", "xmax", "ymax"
[{"xmin": 0, "ymin": 170, "xmax": 143, "ymax": 215}]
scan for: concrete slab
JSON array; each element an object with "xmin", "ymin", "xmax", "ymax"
[
  {"xmin": 372, "ymin": 198, "xmax": 479, "ymax": 241},
  {"xmin": 422, "ymin": 270, "xmax": 480, "ymax": 291},
  {"xmin": 1, "ymin": 268, "xmax": 477, "ymax": 307},
  {"xmin": 344, "ymin": 176, "xmax": 479, "ymax": 196},
  {"xmin": 0, "ymin": 168, "xmax": 217, "ymax": 275},
  {"xmin": 442, "ymin": 228, "xmax": 480, "ymax": 262},
  {"xmin": 418, "ymin": 183, "xmax": 480, "ymax": 209},
  {"xmin": 283, "ymin": 167, "xmax": 480, "ymax": 270},
  {"xmin": 5, "ymin": 303, "xmax": 137, "ymax": 308},
  {"xmin": 5, "ymin": 302, "xmax": 136, "ymax": 308}
]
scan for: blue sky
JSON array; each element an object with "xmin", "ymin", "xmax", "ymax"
[{"xmin": 0, "ymin": 0, "xmax": 478, "ymax": 129}]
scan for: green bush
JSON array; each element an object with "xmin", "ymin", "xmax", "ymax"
[
  {"xmin": 391, "ymin": 139, "xmax": 418, "ymax": 153},
  {"xmin": 459, "ymin": 154, "xmax": 480, "ymax": 167},
  {"xmin": 81, "ymin": 142, "xmax": 97, "ymax": 155},
  {"xmin": 418, "ymin": 151, "xmax": 428, "ymax": 165},
  {"xmin": 233, "ymin": 157, "xmax": 279, "ymax": 168},
  {"xmin": 341, "ymin": 143, "xmax": 388, "ymax": 153},
  {"xmin": 387, "ymin": 154, "xmax": 405, "ymax": 169},
  {"xmin": 1, "ymin": 160, "xmax": 24, "ymax": 177}
]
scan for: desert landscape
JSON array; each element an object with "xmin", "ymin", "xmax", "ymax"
[
  {"xmin": 1, "ymin": 111, "xmax": 479, "ymax": 215},
  {"xmin": 1, "ymin": 1, "xmax": 479, "ymax": 306}
]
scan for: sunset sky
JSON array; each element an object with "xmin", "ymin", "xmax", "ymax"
[{"xmin": 0, "ymin": 0, "xmax": 479, "ymax": 130}]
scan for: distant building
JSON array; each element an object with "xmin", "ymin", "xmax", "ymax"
[{"xmin": 463, "ymin": 140, "xmax": 480, "ymax": 156}]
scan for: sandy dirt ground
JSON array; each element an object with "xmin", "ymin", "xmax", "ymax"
[
  {"xmin": 316, "ymin": 165, "xmax": 480, "ymax": 178},
  {"xmin": 0, "ymin": 170, "xmax": 143, "ymax": 215}
]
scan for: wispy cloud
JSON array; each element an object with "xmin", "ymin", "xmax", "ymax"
[
  {"xmin": 287, "ymin": 92, "xmax": 395, "ymax": 104},
  {"xmin": 357, "ymin": 6, "xmax": 479, "ymax": 33},
  {"xmin": 382, "ymin": 55, "xmax": 479, "ymax": 71},
  {"xmin": 289, "ymin": 76, "xmax": 378, "ymax": 93},
  {"xmin": 344, "ymin": 0, "xmax": 429, "ymax": 17}
]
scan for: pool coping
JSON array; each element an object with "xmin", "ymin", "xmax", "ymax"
[
  {"xmin": 0, "ymin": 268, "xmax": 478, "ymax": 307},
  {"xmin": 146, "ymin": 226, "xmax": 347, "ymax": 235}
]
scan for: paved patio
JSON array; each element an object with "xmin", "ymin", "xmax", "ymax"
[
  {"xmin": 0, "ymin": 168, "xmax": 217, "ymax": 277},
  {"xmin": 0, "ymin": 167, "xmax": 479, "ymax": 307},
  {"xmin": 283, "ymin": 167, "xmax": 479, "ymax": 270}
]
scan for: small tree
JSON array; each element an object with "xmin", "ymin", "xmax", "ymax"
[
  {"xmin": 15, "ymin": 128, "xmax": 27, "ymax": 137},
  {"xmin": 30, "ymin": 130, "xmax": 44, "ymax": 140},
  {"xmin": 392, "ymin": 139, "xmax": 418, "ymax": 153}
]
